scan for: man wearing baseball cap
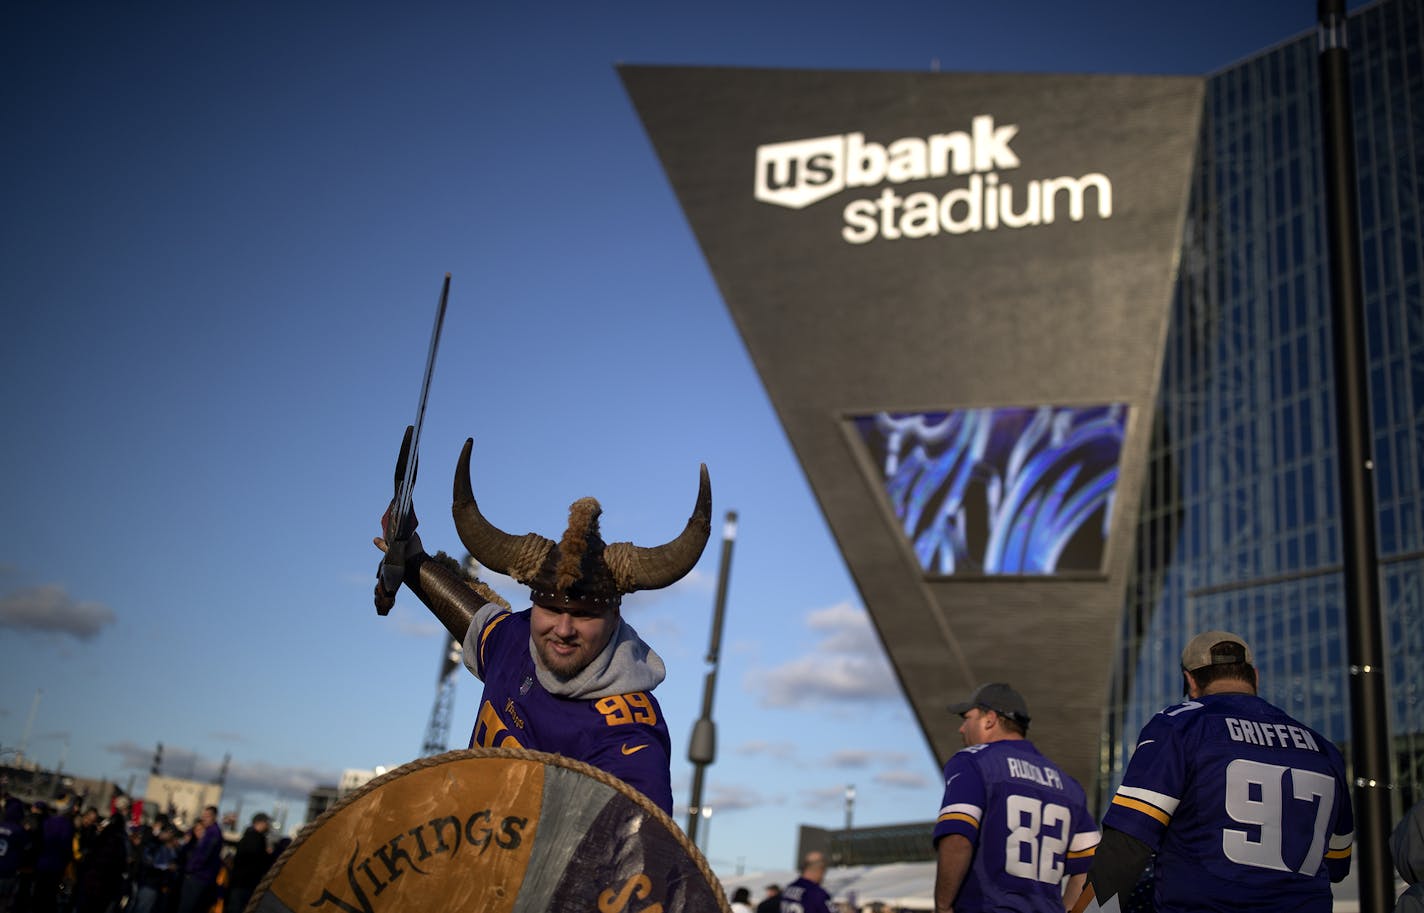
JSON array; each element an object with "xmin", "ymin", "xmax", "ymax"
[
  {"xmin": 933, "ymin": 683, "xmax": 1100, "ymax": 912},
  {"xmin": 1076, "ymin": 631, "xmax": 1354, "ymax": 912}
]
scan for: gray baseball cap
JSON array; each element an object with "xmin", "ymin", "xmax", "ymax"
[
  {"xmin": 948, "ymin": 682, "xmax": 1030, "ymax": 723},
  {"xmin": 1181, "ymin": 630, "xmax": 1254, "ymax": 672}
]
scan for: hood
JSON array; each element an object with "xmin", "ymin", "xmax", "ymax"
[
  {"xmin": 533, "ymin": 616, "xmax": 666, "ymax": 700},
  {"xmin": 1394, "ymin": 800, "xmax": 1424, "ymax": 885}
]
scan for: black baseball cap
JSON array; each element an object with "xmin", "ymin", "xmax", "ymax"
[{"xmin": 949, "ymin": 682, "xmax": 1031, "ymax": 724}]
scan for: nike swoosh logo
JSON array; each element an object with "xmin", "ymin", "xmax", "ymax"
[
  {"xmin": 621, "ymin": 744, "xmax": 650, "ymax": 756},
  {"xmin": 946, "ymin": 773, "xmax": 960, "ymax": 788},
  {"xmin": 1136, "ymin": 740, "xmax": 1156, "ymax": 748}
]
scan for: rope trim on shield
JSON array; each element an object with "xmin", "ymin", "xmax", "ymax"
[{"xmin": 244, "ymin": 747, "xmax": 727, "ymax": 913}]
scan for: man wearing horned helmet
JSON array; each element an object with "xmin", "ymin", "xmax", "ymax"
[{"xmin": 374, "ymin": 438, "xmax": 711, "ymax": 816}]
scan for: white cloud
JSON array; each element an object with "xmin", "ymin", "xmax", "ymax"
[
  {"xmin": 760, "ymin": 654, "xmax": 893, "ymax": 707},
  {"xmin": 737, "ymin": 740, "xmax": 798, "ymax": 762},
  {"xmin": 827, "ymin": 749, "xmax": 877, "ymax": 769},
  {"xmin": 826, "ymin": 749, "xmax": 908, "ymax": 769},
  {"xmin": 207, "ymin": 731, "xmax": 249, "ymax": 744},
  {"xmin": 0, "ymin": 584, "xmax": 116, "ymax": 641},
  {"xmin": 805, "ymin": 602, "xmax": 880, "ymax": 652},
  {"xmin": 706, "ymin": 783, "xmax": 775, "ymax": 813},
  {"xmin": 873, "ymin": 769, "xmax": 934, "ymax": 790},
  {"xmin": 755, "ymin": 603, "xmax": 899, "ymax": 708},
  {"xmin": 801, "ymin": 784, "xmax": 855, "ymax": 810},
  {"xmin": 104, "ymin": 740, "xmax": 338, "ymax": 798}
]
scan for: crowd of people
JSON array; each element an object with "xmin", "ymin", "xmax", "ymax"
[{"xmin": 0, "ymin": 795, "xmax": 281, "ymax": 913}]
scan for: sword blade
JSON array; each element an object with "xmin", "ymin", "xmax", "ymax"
[
  {"xmin": 395, "ymin": 272, "xmax": 451, "ymax": 527},
  {"xmin": 377, "ymin": 273, "xmax": 451, "ymax": 611}
]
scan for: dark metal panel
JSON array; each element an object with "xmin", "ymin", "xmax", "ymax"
[{"xmin": 622, "ymin": 66, "xmax": 1203, "ymax": 789}]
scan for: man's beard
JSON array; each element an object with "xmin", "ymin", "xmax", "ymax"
[{"xmin": 536, "ymin": 635, "xmax": 596, "ymax": 678}]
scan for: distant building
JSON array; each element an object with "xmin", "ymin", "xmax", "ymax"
[
  {"xmin": 798, "ymin": 822, "xmax": 935, "ymax": 870},
  {"xmin": 305, "ymin": 783, "xmax": 340, "ymax": 824},
  {"xmin": 145, "ymin": 774, "xmax": 222, "ymax": 827},
  {"xmin": 305, "ymin": 767, "xmax": 389, "ymax": 825},
  {"xmin": 338, "ymin": 768, "xmax": 381, "ymax": 794}
]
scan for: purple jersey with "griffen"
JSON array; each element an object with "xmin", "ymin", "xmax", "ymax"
[
  {"xmin": 464, "ymin": 609, "xmax": 674, "ymax": 815},
  {"xmin": 933, "ymin": 740, "xmax": 1100, "ymax": 913},
  {"xmin": 1102, "ymin": 693, "xmax": 1353, "ymax": 913}
]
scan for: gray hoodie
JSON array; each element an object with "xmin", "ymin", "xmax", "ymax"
[{"xmin": 1395, "ymin": 799, "xmax": 1424, "ymax": 913}]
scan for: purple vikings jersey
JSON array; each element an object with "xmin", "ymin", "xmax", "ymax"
[
  {"xmin": 779, "ymin": 876, "xmax": 833, "ymax": 913},
  {"xmin": 933, "ymin": 740, "xmax": 1100, "ymax": 912},
  {"xmin": 466, "ymin": 609, "xmax": 674, "ymax": 815},
  {"xmin": 1102, "ymin": 693, "xmax": 1353, "ymax": 912}
]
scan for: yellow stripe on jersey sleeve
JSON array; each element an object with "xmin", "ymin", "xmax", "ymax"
[
  {"xmin": 1110, "ymin": 794, "xmax": 1172, "ymax": 826},
  {"xmin": 937, "ymin": 812, "xmax": 980, "ymax": 829},
  {"xmin": 479, "ymin": 611, "xmax": 515, "ymax": 670}
]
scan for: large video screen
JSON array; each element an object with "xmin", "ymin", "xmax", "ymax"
[{"xmin": 849, "ymin": 404, "xmax": 1128, "ymax": 577}]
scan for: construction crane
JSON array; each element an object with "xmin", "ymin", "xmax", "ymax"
[{"xmin": 421, "ymin": 637, "xmax": 463, "ymax": 756}]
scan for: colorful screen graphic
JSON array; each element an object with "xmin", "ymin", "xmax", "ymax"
[{"xmin": 850, "ymin": 405, "xmax": 1128, "ymax": 576}]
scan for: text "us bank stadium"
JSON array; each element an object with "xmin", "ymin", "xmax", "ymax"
[{"xmin": 754, "ymin": 115, "xmax": 1115, "ymax": 244}]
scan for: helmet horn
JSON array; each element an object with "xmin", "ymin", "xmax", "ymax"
[
  {"xmin": 451, "ymin": 438, "xmax": 553, "ymax": 583},
  {"xmin": 603, "ymin": 464, "xmax": 712, "ymax": 592}
]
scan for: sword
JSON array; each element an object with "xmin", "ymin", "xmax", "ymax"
[{"xmin": 376, "ymin": 273, "xmax": 451, "ymax": 614}]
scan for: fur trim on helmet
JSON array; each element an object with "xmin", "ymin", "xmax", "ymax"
[
  {"xmin": 555, "ymin": 498, "xmax": 602, "ymax": 592},
  {"xmin": 531, "ymin": 497, "xmax": 622, "ymax": 609}
]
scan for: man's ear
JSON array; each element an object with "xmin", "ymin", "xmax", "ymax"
[{"xmin": 1183, "ymin": 670, "xmax": 1200, "ymax": 699}]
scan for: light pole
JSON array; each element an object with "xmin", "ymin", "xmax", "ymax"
[
  {"xmin": 1317, "ymin": 2, "xmax": 1393, "ymax": 909},
  {"xmin": 686, "ymin": 511, "xmax": 738, "ymax": 844},
  {"xmin": 700, "ymin": 805, "xmax": 713, "ymax": 858},
  {"xmin": 843, "ymin": 784, "xmax": 856, "ymax": 866}
]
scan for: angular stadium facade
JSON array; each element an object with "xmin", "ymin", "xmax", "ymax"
[{"xmin": 622, "ymin": 0, "xmax": 1423, "ymax": 815}]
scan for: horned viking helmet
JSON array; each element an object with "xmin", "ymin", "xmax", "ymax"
[{"xmin": 451, "ymin": 438, "xmax": 712, "ymax": 609}]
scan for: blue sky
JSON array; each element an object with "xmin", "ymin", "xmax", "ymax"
[{"xmin": 1, "ymin": 0, "xmax": 1350, "ymax": 877}]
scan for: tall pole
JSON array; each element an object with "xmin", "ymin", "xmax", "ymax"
[
  {"xmin": 844, "ymin": 784, "xmax": 856, "ymax": 866},
  {"xmin": 1317, "ymin": 2, "xmax": 1393, "ymax": 909},
  {"xmin": 701, "ymin": 806, "xmax": 713, "ymax": 858},
  {"xmin": 19, "ymin": 690, "xmax": 40, "ymax": 760},
  {"xmin": 686, "ymin": 511, "xmax": 738, "ymax": 844}
]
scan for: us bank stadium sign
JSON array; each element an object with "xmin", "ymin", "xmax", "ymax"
[{"xmin": 754, "ymin": 115, "xmax": 1112, "ymax": 244}]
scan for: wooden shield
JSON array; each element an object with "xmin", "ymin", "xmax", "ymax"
[{"xmin": 247, "ymin": 748, "xmax": 729, "ymax": 913}]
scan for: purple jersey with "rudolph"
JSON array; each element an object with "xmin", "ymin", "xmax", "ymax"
[
  {"xmin": 462, "ymin": 608, "xmax": 674, "ymax": 815},
  {"xmin": 1102, "ymin": 693, "xmax": 1353, "ymax": 912},
  {"xmin": 933, "ymin": 740, "xmax": 1100, "ymax": 913}
]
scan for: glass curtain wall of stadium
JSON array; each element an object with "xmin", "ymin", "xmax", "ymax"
[{"xmin": 1106, "ymin": 0, "xmax": 1424, "ymax": 818}]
